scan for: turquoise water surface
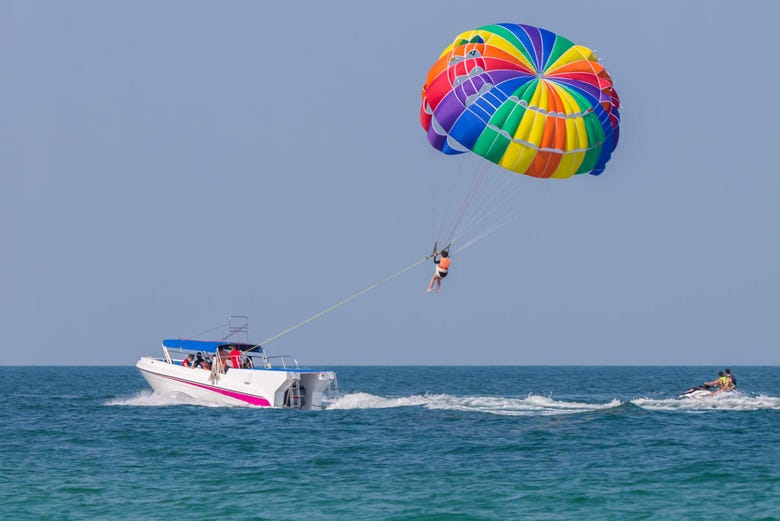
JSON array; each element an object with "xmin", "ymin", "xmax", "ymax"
[{"xmin": 1, "ymin": 366, "xmax": 779, "ymax": 520}]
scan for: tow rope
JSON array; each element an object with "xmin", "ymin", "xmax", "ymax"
[{"xmin": 257, "ymin": 252, "xmax": 439, "ymax": 346}]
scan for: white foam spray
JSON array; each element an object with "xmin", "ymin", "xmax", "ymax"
[
  {"xmin": 106, "ymin": 391, "xmax": 240, "ymax": 408},
  {"xmin": 327, "ymin": 392, "xmax": 622, "ymax": 416},
  {"xmin": 632, "ymin": 391, "xmax": 780, "ymax": 412}
]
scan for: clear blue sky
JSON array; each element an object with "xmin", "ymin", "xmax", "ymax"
[{"xmin": 3, "ymin": 1, "xmax": 779, "ymax": 365}]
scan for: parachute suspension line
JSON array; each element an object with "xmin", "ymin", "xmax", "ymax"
[
  {"xmin": 457, "ymin": 170, "xmax": 531, "ymax": 252},
  {"xmin": 452, "ymin": 211, "xmax": 517, "ymax": 255},
  {"xmin": 449, "ymin": 165, "xmax": 508, "ymax": 243},
  {"xmin": 447, "ymin": 161, "xmax": 488, "ymax": 242},
  {"xmin": 257, "ymin": 254, "xmax": 434, "ymax": 346},
  {"xmin": 450, "ymin": 169, "xmax": 527, "ymax": 247},
  {"xmin": 428, "ymin": 150, "xmax": 455, "ymax": 243},
  {"xmin": 430, "ymin": 155, "xmax": 526, "ymax": 257},
  {"xmin": 429, "ymin": 158, "xmax": 438, "ymax": 243},
  {"xmin": 439, "ymin": 161, "xmax": 491, "ymax": 247},
  {"xmin": 453, "ymin": 195, "xmax": 526, "ymax": 255},
  {"xmin": 434, "ymin": 157, "xmax": 469, "ymax": 243}
]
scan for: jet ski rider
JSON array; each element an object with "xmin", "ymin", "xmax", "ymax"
[{"xmin": 704, "ymin": 371, "xmax": 730, "ymax": 394}]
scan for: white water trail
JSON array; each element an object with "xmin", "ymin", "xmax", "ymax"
[
  {"xmin": 327, "ymin": 392, "xmax": 621, "ymax": 416},
  {"xmin": 106, "ymin": 391, "xmax": 244, "ymax": 408},
  {"xmin": 632, "ymin": 391, "xmax": 780, "ymax": 412},
  {"xmin": 108, "ymin": 390, "xmax": 780, "ymax": 414}
]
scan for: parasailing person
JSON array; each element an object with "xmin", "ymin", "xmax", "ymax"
[{"xmin": 427, "ymin": 249, "xmax": 451, "ymax": 293}]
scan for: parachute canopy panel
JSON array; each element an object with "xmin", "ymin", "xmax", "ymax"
[{"xmin": 421, "ymin": 23, "xmax": 620, "ymax": 179}]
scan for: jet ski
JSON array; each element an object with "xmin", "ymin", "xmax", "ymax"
[{"xmin": 678, "ymin": 384, "xmax": 715, "ymax": 399}]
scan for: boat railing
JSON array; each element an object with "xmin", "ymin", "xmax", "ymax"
[
  {"xmin": 264, "ymin": 355, "xmax": 300, "ymax": 370},
  {"xmin": 208, "ymin": 351, "xmax": 267, "ymax": 374},
  {"xmin": 162, "ymin": 346, "xmax": 207, "ymax": 367},
  {"xmin": 326, "ymin": 374, "xmax": 340, "ymax": 403},
  {"xmin": 161, "ymin": 344, "xmax": 297, "ymax": 372}
]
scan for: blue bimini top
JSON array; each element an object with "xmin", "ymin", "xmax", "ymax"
[{"xmin": 163, "ymin": 339, "xmax": 263, "ymax": 353}]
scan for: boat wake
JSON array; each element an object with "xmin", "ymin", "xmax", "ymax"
[
  {"xmin": 631, "ymin": 392, "xmax": 780, "ymax": 412},
  {"xmin": 327, "ymin": 392, "xmax": 621, "ymax": 416},
  {"xmin": 327, "ymin": 391, "xmax": 780, "ymax": 415},
  {"xmin": 108, "ymin": 391, "xmax": 780, "ymax": 413},
  {"xmin": 106, "ymin": 390, "xmax": 239, "ymax": 408}
]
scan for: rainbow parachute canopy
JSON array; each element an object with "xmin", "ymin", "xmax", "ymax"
[{"xmin": 421, "ymin": 23, "xmax": 620, "ymax": 178}]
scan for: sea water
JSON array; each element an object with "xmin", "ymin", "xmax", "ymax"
[{"xmin": 1, "ymin": 366, "xmax": 778, "ymax": 520}]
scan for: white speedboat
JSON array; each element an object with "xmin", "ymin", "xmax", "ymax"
[{"xmin": 136, "ymin": 318, "xmax": 338, "ymax": 409}]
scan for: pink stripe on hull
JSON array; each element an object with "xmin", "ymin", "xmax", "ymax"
[{"xmin": 161, "ymin": 373, "xmax": 272, "ymax": 407}]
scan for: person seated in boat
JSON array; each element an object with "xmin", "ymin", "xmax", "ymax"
[
  {"xmin": 181, "ymin": 354, "xmax": 195, "ymax": 367},
  {"xmin": 427, "ymin": 249, "xmax": 451, "ymax": 293},
  {"xmin": 242, "ymin": 356, "xmax": 254, "ymax": 369},
  {"xmin": 704, "ymin": 371, "xmax": 729, "ymax": 393},
  {"xmin": 193, "ymin": 352, "xmax": 211, "ymax": 370},
  {"xmin": 229, "ymin": 345, "xmax": 243, "ymax": 368},
  {"xmin": 724, "ymin": 368, "xmax": 736, "ymax": 390}
]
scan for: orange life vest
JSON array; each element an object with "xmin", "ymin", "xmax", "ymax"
[{"xmin": 438, "ymin": 257, "xmax": 451, "ymax": 270}]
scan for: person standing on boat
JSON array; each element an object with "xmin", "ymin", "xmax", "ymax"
[
  {"xmin": 217, "ymin": 346, "xmax": 231, "ymax": 372},
  {"xmin": 229, "ymin": 345, "xmax": 242, "ymax": 369},
  {"xmin": 427, "ymin": 250, "xmax": 451, "ymax": 293}
]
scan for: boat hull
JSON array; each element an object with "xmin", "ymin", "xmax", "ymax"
[{"xmin": 136, "ymin": 357, "xmax": 335, "ymax": 409}]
